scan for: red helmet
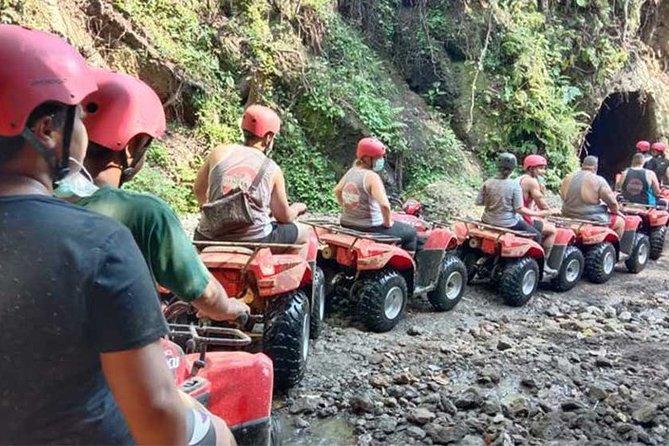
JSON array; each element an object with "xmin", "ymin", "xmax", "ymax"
[
  {"xmin": 83, "ymin": 68, "xmax": 166, "ymax": 151},
  {"xmin": 241, "ymin": 105, "xmax": 281, "ymax": 138},
  {"xmin": 357, "ymin": 137, "xmax": 386, "ymax": 159},
  {"xmin": 0, "ymin": 25, "xmax": 96, "ymax": 137},
  {"xmin": 652, "ymin": 142, "xmax": 666, "ymax": 153},
  {"xmin": 636, "ymin": 140, "xmax": 651, "ymax": 152},
  {"xmin": 523, "ymin": 154, "xmax": 547, "ymax": 170},
  {"xmin": 403, "ymin": 198, "xmax": 422, "ymax": 216}
]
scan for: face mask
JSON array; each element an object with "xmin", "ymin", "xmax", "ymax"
[
  {"xmin": 373, "ymin": 158, "xmax": 385, "ymax": 172},
  {"xmin": 54, "ymin": 157, "xmax": 99, "ymax": 199},
  {"xmin": 537, "ymin": 175, "xmax": 546, "ymax": 185}
]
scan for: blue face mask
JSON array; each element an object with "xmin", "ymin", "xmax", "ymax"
[
  {"xmin": 373, "ymin": 158, "xmax": 385, "ymax": 172},
  {"xmin": 54, "ymin": 157, "xmax": 99, "ymax": 199}
]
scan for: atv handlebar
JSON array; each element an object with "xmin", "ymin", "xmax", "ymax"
[{"xmin": 168, "ymin": 323, "xmax": 252, "ymax": 348}]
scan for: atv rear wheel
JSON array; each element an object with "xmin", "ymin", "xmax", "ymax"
[
  {"xmin": 650, "ymin": 227, "xmax": 666, "ymax": 260},
  {"xmin": 263, "ymin": 290, "xmax": 310, "ymax": 390},
  {"xmin": 356, "ymin": 270, "xmax": 408, "ymax": 333},
  {"xmin": 428, "ymin": 255, "xmax": 467, "ymax": 311},
  {"xmin": 309, "ymin": 267, "xmax": 326, "ymax": 340},
  {"xmin": 625, "ymin": 233, "xmax": 650, "ymax": 273},
  {"xmin": 550, "ymin": 246, "xmax": 584, "ymax": 292},
  {"xmin": 499, "ymin": 257, "xmax": 539, "ymax": 307},
  {"xmin": 584, "ymin": 242, "xmax": 616, "ymax": 284}
]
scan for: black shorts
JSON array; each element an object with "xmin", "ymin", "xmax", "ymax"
[
  {"xmin": 509, "ymin": 219, "xmax": 542, "ymax": 244},
  {"xmin": 532, "ymin": 219, "xmax": 544, "ymax": 232},
  {"xmin": 194, "ymin": 222, "xmax": 299, "ymax": 244},
  {"xmin": 256, "ymin": 222, "xmax": 299, "ymax": 244}
]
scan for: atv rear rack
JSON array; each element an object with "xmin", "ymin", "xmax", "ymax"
[
  {"xmin": 193, "ymin": 240, "xmax": 303, "ymax": 250},
  {"xmin": 454, "ymin": 217, "xmax": 538, "ymax": 239},
  {"xmin": 301, "ymin": 219, "xmax": 402, "ymax": 244},
  {"xmin": 547, "ymin": 216, "xmax": 608, "ymax": 227},
  {"xmin": 168, "ymin": 323, "xmax": 252, "ymax": 348},
  {"xmin": 619, "ymin": 202, "xmax": 667, "ymax": 211}
]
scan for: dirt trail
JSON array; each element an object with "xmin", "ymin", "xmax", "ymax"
[{"xmin": 278, "ymin": 254, "xmax": 669, "ymax": 445}]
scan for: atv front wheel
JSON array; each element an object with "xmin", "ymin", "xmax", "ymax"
[
  {"xmin": 428, "ymin": 255, "xmax": 467, "ymax": 311},
  {"xmin": 499, "ymin": 257, "xmax": 539, "ymax": 307},
  {"xmin": 550, "ymin": 246, "xmax": 584, "ymax": 292},
  {"xmin": 650, "ymin": 227, "xmax": 666, "ymax": 260},
  {"xmin": 263, "ymin": 290, "xmax": 310, "ymax": 390},
  {"xmin": 625, "ymin": 233, "xmax": 650, "ymax": 273},
  {"xmin": 309, "ymin": 267, "xmax": 326, "ymax": 340},
  {"xmin": 584, "ymin": 242, "xmax": 616, "ymax": 284},
  {"xmin": 356, "ymin": 270, "xmax": 408, "ymax": 333}
]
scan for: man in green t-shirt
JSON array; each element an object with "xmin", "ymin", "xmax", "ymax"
[{"xmin": 57, "ymin": 67, "xmax": 248, "ymax": 322}]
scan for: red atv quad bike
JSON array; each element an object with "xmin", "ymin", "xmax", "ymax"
[
  {"xmin": 548, "ymin": 214, "xmax": 649, "ymax": 284},
  {"xmin": 160, "ymin": 316, "xmax": 277, "ymax": 446},
  {"xmin": 453, "ymin": 218, "xmax": 584, "ymax": 306},
  {"xmin": 619, "ymin": 201, "xmax": 669, "ymax": 260},
  {"xmin": 178, "ymin": 235, "xmax": 325, "ymax": 391},
  {"xmin": 306, "ymin": 213, "xmax": 467, "ymax": 333}
]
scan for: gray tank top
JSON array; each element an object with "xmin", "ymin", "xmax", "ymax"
[
  {"xmin": 339, "ymin": 166, "xmax": 383, "ymax": 228},
  {"xmin": 197, "ymin": 146, "xmax": 277, "ymax": 240},
  {"xmin": 479, "ymin": 178, "xmax": 522, "ymax": 227},
  {"xmin": 561, "ymin": 170, "xmax": 609, "ymax": 223}
]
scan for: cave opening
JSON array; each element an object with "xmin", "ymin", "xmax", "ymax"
[{"xmin": 581, "ymin": 91, "xmax": 658, "ymax": 183}]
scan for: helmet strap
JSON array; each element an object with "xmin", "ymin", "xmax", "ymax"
[
  {"xmin": 119, "ymin": 137, "xmax": 152, "ymax": 186},
  {"xmin": 20, "ymin": 105, "xmax": 75, "ymax": 185}
]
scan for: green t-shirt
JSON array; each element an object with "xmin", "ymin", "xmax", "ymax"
[{"xmin": 76, "ymin": 187, "xmax": 209, "ymax": 302}]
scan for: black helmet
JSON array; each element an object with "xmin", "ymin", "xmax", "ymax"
[{"xmin": 498, "ymin": 152, "xmax": 517, "ymax": 170}]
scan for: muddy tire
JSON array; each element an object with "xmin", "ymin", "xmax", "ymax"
[
  {"xmin": 625, "ymin": 233, "xmax": 650, "ymax": 273},
  {"xmin": 550, "ymin": 246, "xmax": 584, "ymax": 292},
  {"xmin": 356, "ymin": 270, "xmax": 408, "ymax": 333},
  {"xmin": 499, "ymin": 257, "xmax": 539, "ymax": 307},
  {"xmin": 650, "ymin": 227, "xmax": 666, "ymax": 260},
  {"xmin": 309, "ymin": 267, "xmax": 326, "ymax": 340},
  {"xmin": 263, "ymin": 290, "xmax": 310, "ymax": 390},
  {"xmin": 428, "ymin": 255, "xmax": 467, "ymax": 312},
  {"xmin": 584, "ymin": 242, "xmax": 616, "ymax": 284}
]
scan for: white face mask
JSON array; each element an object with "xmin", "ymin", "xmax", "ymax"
[{"xmin": 54, "ymin": 157, "xmax": 99, "ymax": 199}]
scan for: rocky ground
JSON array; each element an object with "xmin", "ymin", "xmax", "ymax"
[{"xmin": 277, "ymin": 254, "xmax": 669, "ymax": 446}]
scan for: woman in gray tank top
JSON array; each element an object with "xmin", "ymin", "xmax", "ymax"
[{"xmin": 334, "ymin": 137, "xmax": 418, "ymax": 252}]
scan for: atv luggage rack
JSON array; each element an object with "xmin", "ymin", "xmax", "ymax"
[
  {"xmin": 301, "ymin": 219, "xmax": 402, "ymax": 244},
  {"xmin": 168, "ymin": 323, "xmax": 252, "ymax": 348},
  {"xmin": 547, "ymin": 216, "xmax": 608, "ymax": 228},
  {"xmin": 454, "ymin": 217, "xmax": 538, "ymax": 239},
  {"xmin": 619, "ymin": 202, "xmax": 667, "ymax": 211}
]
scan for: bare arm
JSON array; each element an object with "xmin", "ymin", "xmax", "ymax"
[
  {"xmin": 334, "ymin": 177, "xmax": 345, "ymax": 206},
  {"xmin": 101, "ymin": 341, "xmax": 187, "ymax": 446},
  {"xmin": 193, "ymin": 154, "xmax": 212, "ymax": 206},
  {"xmin": 648, "ymin": 170, "xmax": 662, "ymax": 197},
  {"xmin": 366, "ymin": 172, "xmax": 392, "ymax": 227},
  {"xmin": 599, "ymin": 182, "xmax": 620, "ymax": 214},
  {"xmin": 270, "ymin": 169, "xmax": 306, "ymax": 223},
  {"xmin": 191, "ymin": 275, "xmax": 250, "ymax": 321},
  {"xmin": 614, "ymin": 171, "xmax": 625, "ymax": 192},
  {"xmin": 560, "ymin": 175, "xmax": 570, "ymax": 201},
  {"xmin": 526, "ymin": 177, "xmax": 549, "ymax": 210}
]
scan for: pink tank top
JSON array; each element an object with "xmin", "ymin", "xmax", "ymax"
[{"xmin": 197, "ymin": 145, "xmax": 277, "ymax": 240}]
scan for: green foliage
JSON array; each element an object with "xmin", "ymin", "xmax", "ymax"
[
  {"xmin": 124, "ymin": 165, "xmax": 198, "ymax": 214},
  {"xmin": 273, "ymin": 111, "xmax": 339, "ymax": 212}
]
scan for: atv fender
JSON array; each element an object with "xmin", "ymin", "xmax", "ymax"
[
  {"xmin": 424, "ymin": 227, "xmax": 460, "ymax": 250},
  {"xmin": 579, "ymin": 225, "xmax": 619, "ymax": 246},
  {"xmin": 624, "ymin": 215, "xmax": 642, "ymax": 231},
  {"xmin": 499, "ymin": 234, "xmax": 545, "ymax": 259},
  {"xmin": 305, "ymin": 232, "xmax": 319, "ymax": 263},
  {"xmin": 650, "ymin": 209, "xmax": 669, "ymax": 227},
  {"xmin": 554, "ymin": 227, "xmax": 576, "ymax": 246},
  {"xmin": 196, "ymin": 352, "xmax": 273, "ymax": 430}
]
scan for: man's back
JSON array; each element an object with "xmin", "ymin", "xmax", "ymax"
[
  {"xmin": 0, "ymin": 195, "xmax": 166, "ymax": 444},
  {"xmin": 478, "ymin": 177, "xmax": 522, "ymax": 227},
  {"xmin": 77, "ymin": 187, "xmax": 210, "ymax": 302}
]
